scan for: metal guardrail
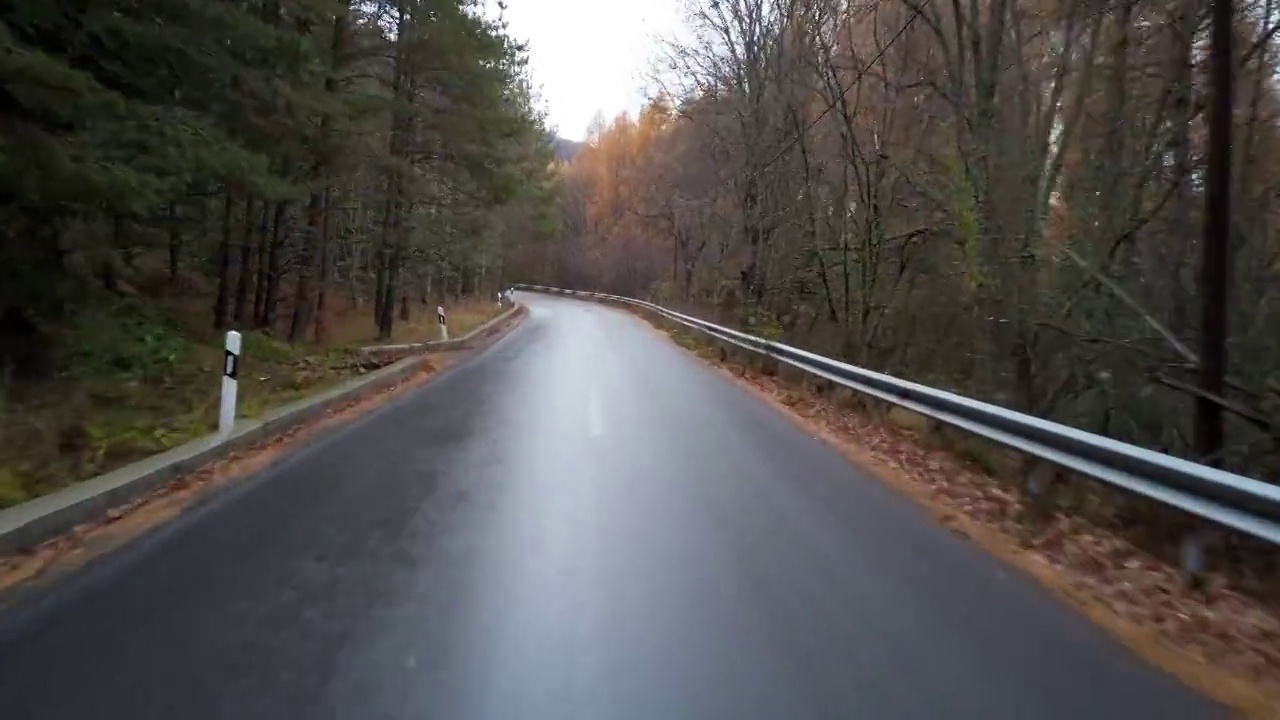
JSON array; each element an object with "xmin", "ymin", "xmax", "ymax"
[{"xmin": 515, "ymin": 284, "xmax": 1280, "ymax": 556}]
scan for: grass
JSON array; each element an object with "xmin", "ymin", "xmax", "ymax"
[
  {"xmin": 324, "ymin": 296, "xmax": 502, "ymax": 347},
  {"xmin": 0, "ymin": 290, "xmax": 502, "ymax": 509}
]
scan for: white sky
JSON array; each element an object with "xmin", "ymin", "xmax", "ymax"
[{"xmin": 485, "ymin": 0, "xmax": 685, "ymax": 141}]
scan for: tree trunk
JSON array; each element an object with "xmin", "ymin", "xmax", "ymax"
[
  {"xmin": 314, "ymin": 187, "xmax": 333, "ymax": 344},
  {"xmin": 347, "ymin": 242, "xmax": 361, "ymax": 309},
  {"xmin": 213, "ymin": 192, "xmax": 233, "ymax": 331},
  {"xmin": 262, "ymin": 200, "xmax": 288, "ymax": 331},
  {"xmin": 373, "ymin": 245, "xmax": 387, "ymax": 325},
  {"xmin": 377, "ymin": 245, "xmax": 402, "ymax": 340},
  {"xmin": 102, "ymin": 215, "xmax": 129, "ymax": 292},
  {"xmin": 739, "ymin": 178, "xmax": 765, "ymax": 317},
  {"xmin": 167, "ymin": 201, "xmax": 181, "ymax": 288},
  {"xmin": 292, "ymin": 8, "xmax": 348, "ymax": 343},
  {"xmin": 376, "ymin": 0, "xmax": 411, "ymax": 332},
  {"xmin": 373, "ymin": 189, "xmax": 389, "ymax": 324},
  {"xmin": 234, "ymin": 196, "xmax": 255, "ymax": 325},
  {"xmin": 1195, "ymin": 0, "xmax": 1233, "ymax": 466},
  {"xmin": 288, "ymin": 189, "xmax": 323, "ymax": 342},
  {"xmin": 253, "ymin": 202, "xmax": 269, "ymax": 326}
]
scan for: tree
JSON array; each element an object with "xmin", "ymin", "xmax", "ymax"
[
  {"xmin": 1196, "ymin": 0, "xmax": 1234, "ymax": 466},
  {"xmin": 540, "ymin": 0, "xmax": 1280, "ymax": 480},
  {"xmin": 0, "ymin": 0, "xmax": 558, "ymax": 380}
]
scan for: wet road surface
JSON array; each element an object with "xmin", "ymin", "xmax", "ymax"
[{"xmin": 0, "ymin": 293, "xmax": 1223, "ymax": 719}]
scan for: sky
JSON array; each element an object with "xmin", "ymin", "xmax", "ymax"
[{"xmin": 484, "ymin": 0, "xmax": 684, "ymax": 141}]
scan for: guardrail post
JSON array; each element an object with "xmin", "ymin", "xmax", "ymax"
[
  {"xmin": 777, "ymin": 355, "xmax": 804, "ymax": 385},
  {"xmin": 1024, "ymin": 460, "xmax": 1049, "ymax": 498},
  {"xmin": 1181, "ymin": 527, "xmax": 1211, "ymax": 589},
  {"xmin": 219, "ymin": 331, "xmax": 241, "ymax": 435},
  {"xmin": 1022, "ymin": 460, "xmax": 1065, "ymax": 521}
]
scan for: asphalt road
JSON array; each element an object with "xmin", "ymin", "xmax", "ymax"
[{"xmin": 0, "ymin": 294, "xmax": 1223, "ymax": 719}]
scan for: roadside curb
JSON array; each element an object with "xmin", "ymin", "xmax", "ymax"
[{"xmin": 0, "ymin": 304, "xmax": 526, "ymax": 555}]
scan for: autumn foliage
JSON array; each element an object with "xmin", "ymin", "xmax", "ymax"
[{"xmin": 531, "ymin": 0, "xmax": 1280, "ymax": 480}]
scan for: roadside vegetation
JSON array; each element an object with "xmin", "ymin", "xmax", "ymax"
[
  {"xmin": 518, "ymin": 0, "xmax": 1280, "ymax": 704},
  {"xmin": 528, "ymin": 0, "xmax": 1276, "ymax": 483},
  {"xmin": 638, "ymin": 307, "xmax": 1280, "ymax": 713},
  {"xmin": 530, "ymin": 0, "xmax": 1280, "ymax": 657},
  {"xmin": 0, "ymin": 0, "xmax": 558, "ymax": 506},
  {"xmin": 0, "ymin": 267, "xmax": 504, "ymax": 508}
]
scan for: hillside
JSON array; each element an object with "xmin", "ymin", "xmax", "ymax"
[{"xmin": 550, "ymin": 135, "xmax": 583, "ymax": 162}]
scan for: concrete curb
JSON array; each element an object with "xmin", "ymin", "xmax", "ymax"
[{"xmin": 0, "ymin": 304, "xmax": 525, "ymax": 555}]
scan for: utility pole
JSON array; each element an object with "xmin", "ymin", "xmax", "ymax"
[{"xmin": 1196, "ymin": 0, "xmax": 1232, "ymax": 466}]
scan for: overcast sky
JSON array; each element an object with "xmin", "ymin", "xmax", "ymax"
[{"xmin": 485, "ymin": 0, "xmax": 684, "ymax": 141}]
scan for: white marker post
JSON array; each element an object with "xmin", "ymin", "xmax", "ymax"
[
  {"xmin": 219, "ymin": 330, "xmax": 241, "ymax": 435},
  {"xmin": 437, "ymin": 305, "xmax": 448, "ymax": 341},
  {"xmin": 497, "ymin": 292, "xmax": 503, "ymax": 309}
]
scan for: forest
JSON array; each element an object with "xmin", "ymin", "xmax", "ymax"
[
  {"xmin": 521, "ymin": 0, "xmax": 1280, "ymax": 481},
  {"xmin": 0, "ymin": 0, "xmax": 557, "ymax": 503},
  {"xmin": 2, "ymin": 0, "xmax": 1277, "ymax": 502}
]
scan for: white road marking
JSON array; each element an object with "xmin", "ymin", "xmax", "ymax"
[{"xmin": 587, "ymin": 384, "xmax": 605, "ymax": 438}]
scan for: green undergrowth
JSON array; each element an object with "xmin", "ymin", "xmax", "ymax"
[
  {"xmin": 0, "ymin": 295, "xmax": 505, "ymax": 509},
  {"xmin": 0, "ymin": 300, "xmax": 365, "ymax": 509},
  {"xmin": 324, "ymin": 297, "xmax": 502, "ymax": 348}
]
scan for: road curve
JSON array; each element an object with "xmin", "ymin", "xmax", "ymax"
[{"xmin": 0, "ymin": 293, "xmax": 1222, "ymax": 719}]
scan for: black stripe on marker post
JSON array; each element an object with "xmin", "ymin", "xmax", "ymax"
[{"xmin": 224, "ymin": 349, "xmax": 239, "ymax": 380}]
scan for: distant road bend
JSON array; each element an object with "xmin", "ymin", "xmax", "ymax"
[{"xmin": 0, "ymin": 293, "xmax": 1223, "ymax": 719}]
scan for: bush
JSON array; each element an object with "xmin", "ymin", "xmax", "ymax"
[{"xmin": 60, "ymin": 300, "xmax": 187, "ymax": 381}]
